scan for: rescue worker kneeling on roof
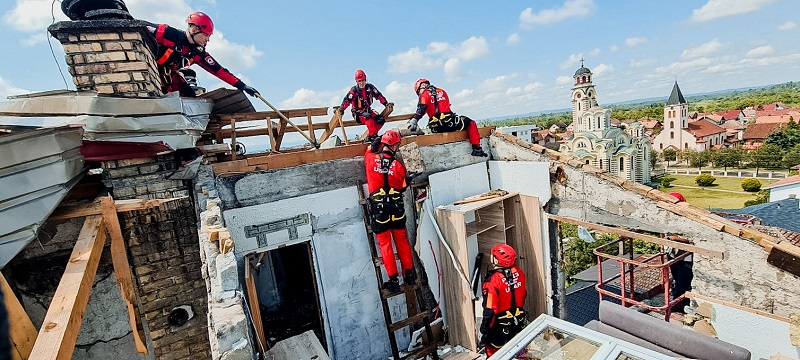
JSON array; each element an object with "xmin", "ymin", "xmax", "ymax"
[
  {"xmin": 408, "ymin": 78, "xmax": 488, "ymax": 157},
  {"xmin": 338, "ymin": 69, "xmax": 393, "ymax": 143},
  {"xmin": 145, "ymin": 11, "xmax": 259, "ymax": 98},
  {"xmin": 365, "ymin": 130, "xmax": 415, "ymax": 293},
  {"xmin": 481, "ymin": 244, "xmax": 527, "ymax": 357}
]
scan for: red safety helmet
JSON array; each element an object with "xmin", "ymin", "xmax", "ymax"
[
  {"xmin": 491, "ymin": 244, "xmax": 516, "ymax": 267},
  {"xmin": 414, "ymin": 78, "xmax": 429, "ymax": 94},
  {"xmin": 669, "ymin": 192, "xmax": 686, "ymax": 203},
  {"xmin": 186, "ymin": 11, "xmax": 214, "ymax": 35},
  {"xmin": 355, "ymin": 69, "xmax": 367, "ymax": 82},
  {"xmin": 381, "ymin": 130, "xmax": 401, "ymax": 146}
]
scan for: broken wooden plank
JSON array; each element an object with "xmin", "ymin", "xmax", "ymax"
[
  {"xmin": 685, "ymin": 291, "xmax": 790, "ymax": 323},
  {"xmin": 1, "ymin": 273, "xmax": 37, "ymax": 359},
  {"xmin": 262, "ymin": 330, "xmax": 329, "ymax": 360},
  {"xmin": 100, "ymin": 197, "xmax": 147, "ymax": 354},
  {"xmin": 49, "ymin": 197, "xmax": 186, "ymax": 221},
  {"xmin": 214, "ymin": 107, "xmax": 329, "ymax": 123},
  {"xmin": 547, "ymin": 214, "xmax": 725, "ymax": 259},
  {"xmin": 244, "ymin": 259, "xmax": 267, "ymax": 355},
  {"xmin": 767, "ymin": 242, "xmax": 800, "ymax": 278},
  {"xmin": 29, "ymin": 215, "xmax": 107, "ymax": 360}
]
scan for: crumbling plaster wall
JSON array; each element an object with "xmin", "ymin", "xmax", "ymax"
[{"xmin": 490, "ymin": 134, "xmax": 800, "ymax": 318}]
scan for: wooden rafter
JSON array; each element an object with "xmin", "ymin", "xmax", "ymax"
[
  {"xmin": 1, "ymin": 273, "xmax": 37, "ymax": 360},
  {"xmin": 548, "ymin": 214, "xmax": 726, "ymax": 259},
  {"xmin": 100, "ymin": 197, "xmax": 148, "ymax": 354},
  {"xmin": 244, "ymin": 256, "xmax": 267, "ymax": 355},
  {"xmin": 29, "ymin": 215, "xmax": 107, "ymax": 360},
  {"xmin": 49, "ymin": 197, "xmax": 186, "ymax": 221}
]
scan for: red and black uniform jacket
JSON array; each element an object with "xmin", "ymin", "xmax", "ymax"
[
  {"xmin": 413, "ymin": 86, "xmax": 452, "ymax": 120},
  {"xmin": 480, "ymin": 265, "xmax": 527, "ymax": 336},
  {"xmin": 365, "ymin": 146, "xmax": 407, "ymax": 196},
  {"xmin": 149, "ymin": 24, "xmax": 243, "ymax": 91},
  {"xmin": 341, "ymin": 84, "xmax": 388, "ymax": 119}
]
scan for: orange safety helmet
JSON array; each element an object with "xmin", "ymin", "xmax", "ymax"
[
  {"xmin": 491, "ymin": 244, "xmax": 516, "ymax": 267},
  {"xmin": 186, "ymin": 11, "xmax": 214, "ymax": 35},
  {"xmin": 414, "ymin": 78, "xmax": 429, "ymax": 94},
  {"xmin": 355, "ymin": 69, "xmax": 367, "ymax": 82},
  {"xmin": 381, "ymin": 130, "xmax": 401, "ymax": 146}
]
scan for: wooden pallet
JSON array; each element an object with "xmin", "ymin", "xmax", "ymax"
[{"xmin": 357, "ymin": 181, "xmax": 439, "ymax": 360}]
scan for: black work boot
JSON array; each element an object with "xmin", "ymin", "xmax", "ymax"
[
  {"xmin": 383, "ymin": 276, "xmax": 401, "ymax": 293},
  {"xmin": 403, "ymin": 270, "xmax": 417, "ymax": 286},
  {"xmin": 471, "ymin": 145, "xmax": 488, "ymax": 157}
]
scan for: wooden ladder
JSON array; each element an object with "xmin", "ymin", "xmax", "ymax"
[{"xmin": 357, "ymin": 182, "xmax": 439, "ymax": 360}]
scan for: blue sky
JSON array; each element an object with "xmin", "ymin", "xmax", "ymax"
[{"xmin": 2, "ymin": 0, "xmax": 800, "ymax": 120}]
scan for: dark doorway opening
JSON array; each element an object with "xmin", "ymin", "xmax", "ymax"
[{"xmin": 254, "ymin": 241, "xmax": 325, "ymax": 348}]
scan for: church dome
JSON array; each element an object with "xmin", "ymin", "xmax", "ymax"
[{"xmin": 574, "ymin": 66, "xmax": 591, "ymax": 77}]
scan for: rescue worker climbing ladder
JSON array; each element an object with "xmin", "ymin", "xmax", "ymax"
[
  {"xmin": 146, "ymin": 11, "xmax": 259, "ymax": 98},
  {"xmin": 364, "ymin": 130, "xmax": 415, "ymax": 293}
]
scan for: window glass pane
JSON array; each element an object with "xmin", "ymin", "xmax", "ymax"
[{"xmin": 526, "ymin": 326, "xmax": 601, "ymax": 359}]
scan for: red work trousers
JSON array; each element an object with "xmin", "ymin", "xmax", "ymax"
[
  {"xmin": 360, "ymin": 115, "xmax": 384, "ymax": 137},
  {"xmin": 375, "ymin": 228, "xmax": 413, "ymax": 278},
  {"xmin": 465, "ymin": 119, "xmax": 481, "ymax": 146}
]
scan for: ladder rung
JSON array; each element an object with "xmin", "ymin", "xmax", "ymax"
[
  {"xmin": 380, "ymin": 283, "xmax": 419, "ymax": 299},
  {"xmin": 404, "ymin": 342, "xmax": 439, "ymax": 359},
  {"xmin": 389, "ymin": 312, "xmax": 428, "ymax": 332}
]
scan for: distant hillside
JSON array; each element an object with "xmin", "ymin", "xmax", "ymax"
[{"xmin": 483, "ymin": 81, "xmax": 800, "ymax": 129}]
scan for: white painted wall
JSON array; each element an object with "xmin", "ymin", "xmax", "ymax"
[
  {"xmin": 769, "ymin": 183, "xmax": 800, "ymax": 202},
  {"xmin": 223, "ymin": 187, "xmax": 403, "ymax": 360},
  {"xmin": 487, "ymin": 161, "xmax": 552, "ymax": 205},
  {"xmin": 692, "ymin": 297, "xmax": 799, "ymax": 359}
]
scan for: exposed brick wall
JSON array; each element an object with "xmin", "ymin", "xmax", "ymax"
[
  {"xmin": 102, "ymin": 154, "xmax": 211, "ymax": 359},
  {"xmin": 48, "ymin": 20, "xmax": 162, "ymax": 98}
]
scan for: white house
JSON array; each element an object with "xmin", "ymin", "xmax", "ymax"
[
  {"xmin": 764, "ymin": 175, "xmax": 800, "ymax": 202},
  {"xmin": 498, "ymin": 124, "xmax": 540, "ymax": 143},
  {"xmin": 653, "ymin": 82, "xmax": 727, "ymax": 151}
]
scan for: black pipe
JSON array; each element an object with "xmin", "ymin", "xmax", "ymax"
[{"xmin": 61, "ymin": 0, "xmax": 133, "ymax": 21}]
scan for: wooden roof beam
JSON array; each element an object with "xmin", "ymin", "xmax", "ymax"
[
  {"xmin": 1, "ymin": 273, "xmax": 37, "ymax": 360},
  {"xmin": 49, "ymin": 197, "xmax": 186, "ymax": 221},
  {"xmin": 29, "ymin": 215, "xmax": 107, "ymax": 360}
]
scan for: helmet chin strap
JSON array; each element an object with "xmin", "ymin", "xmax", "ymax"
[{"xmin": 187, "ymin": 28, "xmax": 206, "ymax": 50}]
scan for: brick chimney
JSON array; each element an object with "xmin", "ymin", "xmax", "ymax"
[{"xmin": 48, "ymin": 20, "xmax": 162, "ymax": 98}]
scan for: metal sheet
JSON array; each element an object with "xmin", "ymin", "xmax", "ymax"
[
  {"xmin": 0, "ymin": 127, "xmax": 85, "ymax": 268},
  {"xmin": 199, "ymin": 88, "xmax": 255, "ymax": 115}
]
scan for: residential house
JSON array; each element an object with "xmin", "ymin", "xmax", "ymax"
[
  {"xmin": 652, "ymin": 82, "xmax": 727, "ymax": 151},
  {"xmin": 550, "ymin": 123, "xmax": 567, "ymax": 133},
  {"xmin": 763, "ymin": 175, "xmax": 800, "ymax": 202},
  {"xmin": 716, "ymin": 109, "xmax": 744, "ymax": 122},
  {"xmin": 761, "ymin": 102, "xmax": 786, "ymax": 111},
  {"xmin": 532, "ymin": 129, "xmax": 557, "ymax": 146},
  {"xmin": 498, "ymin": 124, "xmax": 540, "ymax": 143},
  {"xmin": 741, "ymin": 122, "xmax": 785, "ymax": 150},
  {"xmin": 720, "ymin": 120, "xmax": 746, "ymax": 148},
  {"xmin": 697, "ymin": 114, "xmax": 724, "ymax": 125}
]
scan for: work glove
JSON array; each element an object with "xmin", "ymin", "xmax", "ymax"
[
  {"xmin": 235, "ymin": 81, "xmax": 259, "ymax": 97},
  {"xmin": 385, "ymin": 102, "xmax": 394, "ymax": 107},
  {"xmin": 408, "ymin": 118, "xmax": 419, "ymax": 132},
  {"xmin": 370, "ymin": 136, "xmax": 382, "ymax": 153}
]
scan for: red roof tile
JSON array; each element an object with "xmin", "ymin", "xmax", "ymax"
[
  {"xmin": 687, "ymin": 119, "xmax": 726, "ymax": 137},
  {"xmin": 742, "ymin": 122, "xmax": 785, "ymax": 140}
]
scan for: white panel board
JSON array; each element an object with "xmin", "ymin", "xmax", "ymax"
[{"xmin": 488, "ymin": 161, "xmax": 552, "ymax": 205}]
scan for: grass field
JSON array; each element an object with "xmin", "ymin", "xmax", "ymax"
[{"xmin": 661, "ymin": 175, "xmax": 778, "ymax": 209}]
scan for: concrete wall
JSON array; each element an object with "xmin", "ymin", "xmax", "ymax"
[
  {"xmin": 490, "ymin": 134, "xmax": 800, "ymax": 318},
  {"xmin": 770, "ymin": 183, "xmax": 800, "ymax": 202}
]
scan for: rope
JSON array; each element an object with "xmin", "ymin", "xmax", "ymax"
[{"xmin": 50, "ymin": 0, "xmax": 70, "ymax": 89}]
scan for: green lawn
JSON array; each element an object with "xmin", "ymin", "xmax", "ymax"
[{"xmin": 661, "ymin": 175, "xmax": 778, "ymax": 209}]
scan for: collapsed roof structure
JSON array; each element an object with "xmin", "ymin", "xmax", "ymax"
[{"xmin": 0, "ymin": 3, "xmax": 798, "ymax": 360}]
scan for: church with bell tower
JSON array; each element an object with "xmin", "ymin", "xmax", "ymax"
[{"xmin": 559, "ymin": 60, "xmax": 653, "ymax": 184}]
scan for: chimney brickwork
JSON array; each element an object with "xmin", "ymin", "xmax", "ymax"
[{"xmin": 49, "ymin": 20, "xmax": 162, "ymax": 98}]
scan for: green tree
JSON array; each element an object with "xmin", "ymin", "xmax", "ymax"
[
  {"xmin": 695, "ymin": 174, "xmax": 716, "ymax": 186},
  {"xmin": 782, "ymin": 144, "xmax": 800, "ymax": 169},
  {"xmin": 750, "ymin": 144, "xmax": 785, "ymax": 171},
  {"xmin": 684, "ymin": 149, "xmax": 711, "ymax": 168},
  {"xmin": 649, "ymin": 149, "xmax": 658, "ymax": 169},
  {"xmin": 662, "ymin": 148, "xmax": 677, "ymax": 165},
  {"xmin": 712, "ymin": 148, "xmax": 743, "ymax": 170},
  {"xmin": 740, "ymin": 178, "xmax": 762, "ymax": 192},
  {"xmin": 660, "ymin": 176, "xmax": 676, "ymax": 188},
  {"xmin": 744, "ymin": 190, "xmax": 769, "ymax": 207}
]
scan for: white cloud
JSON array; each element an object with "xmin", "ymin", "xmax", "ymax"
[
  {"xmin": 690, "ymin": 0, "xmax": 777, "ymax": 22},
  {"xmin": 590, "ymin": 48, "xmax": 601, "ymax": 56},
  {"xmin": 592, "ymin": 63, "xmax": 614, "ymax": 76},
  {"xmin": 506, "ymin": 33, "xmax": 521, "ymax": 45},
  {"xmin": 625, "ymin": 37, "xmax": 647, "ymax": 48},
  {"xmin": 778, "ymin": 21, "xmax": 798, "ymax": 31},
  {"xmin": 681, "ymin": 39, "xmax": 724, "ymax": 58},
  {"xmin": 560, "ymin": 53, "xmax": 585, "ymax": 70},
  {"xmin": 655, "ymin": 57, "xmax": 715, "ymax": 73},
  {"xmin": 629, "ymin": 58, "xmax": 656, "ymax": 68},
  {"xmin": 125, "ymin": 0, "xmax": 193, "ymax": 24},
  {"xmin": 746, "ymin": 45, "xmax": 774, "ymax": 57},
  {"xmin": 610, "ymin": 45, "xmax": 620, "ymax": 53},
  {"xmin": 279, "ymin": 87, "xmax": 344, "ymax": 109},
  {"xmin": 519, "ymin": 0, "xmax": 594, "ymax": 28},
  {"xmin": 205, "ymin": 31, "xmax": 263, "ymax": 69},
  {"xmin": 556, "ymin": 76, "xmax": 573, "ymax": 85},
  {"xmin": 524, "ymin": 82, "xmax": 544, "ymax": 92},
  {"xmin": 3, "ymin": 0, "xmax": 68, "ymax": 33},
  {"xmin": 444, "ymin": 58, "xmax": 465, "ymax": 82},
  {"xmin": 387, "ymin": 36, "xmax": 490, "ymax": 75},
  {"xmin": 0, "ymin": 76, "xmax": 30, "ymax": 100}
]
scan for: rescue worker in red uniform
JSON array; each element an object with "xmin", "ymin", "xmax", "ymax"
[
  {"xmin": 408, "ymin": 78, "xmax": 488, "ymax": 157},
  {"xmin": 338, "ymin": 70, "xmax": 393, "ymax": 142},
  {"xmin": 145, "ymin": 11, "xmax": 259, "ymax": 98},
  {"xmin": 481, "ymin": 244, "xmax": 527, "ymax": 357},
  {"xmin": 364, "ymin": 130, "xmax": 415, "ymax": 292}
]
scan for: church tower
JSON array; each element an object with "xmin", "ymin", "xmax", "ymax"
[
  {"xmin": 571, "ymin": 60, "xmax": 608, "ymax": 132},
  {"xmin": 664, "ymin": 81, "xmax": 688, "ymax": 129}
]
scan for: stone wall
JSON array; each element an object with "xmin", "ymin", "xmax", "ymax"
[
  {"xmin": 48, "ymin": 20, "xmax": 162, "ymax": 97},
  {"xmin": 490, "ymin": 133, "xmax": 800, "ymax": 318},
  {"xmin": 102, "ymin": 154, "xmax": 211, "ymax": 359}
]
